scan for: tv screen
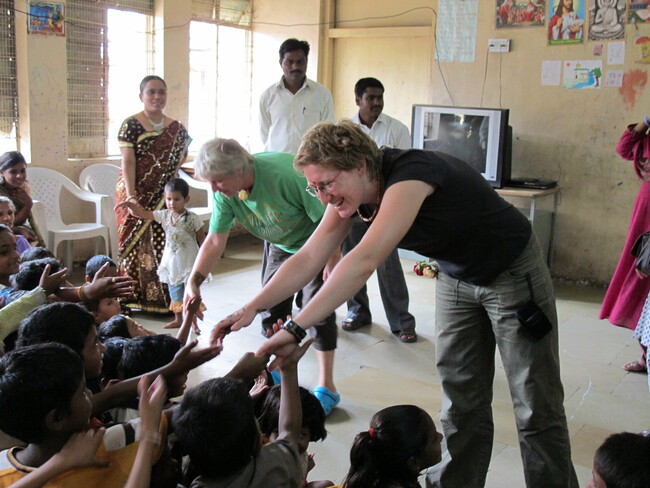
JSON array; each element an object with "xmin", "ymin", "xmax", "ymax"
[{"xmin": 411, "ymin": 105, "xmax": 511, "ymax": 188}]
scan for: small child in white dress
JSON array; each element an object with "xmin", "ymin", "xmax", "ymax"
[{"xmin": 116, "ymin": 178, "xmax": 206, "ymax": 329}]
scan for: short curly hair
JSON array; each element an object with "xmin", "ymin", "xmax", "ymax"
[{"xmin": 294, "ymin": 120, "xmax": 383, "ymax": 182}]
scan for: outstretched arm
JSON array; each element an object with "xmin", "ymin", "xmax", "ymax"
[
  {"xmin": 183, "ymin": 231, "xmax": 229, "ymax": 319},
  {"xmin": 114, "ymin": 200, "xmax": 155, "ymax": 220},
  {"xmin": 212, "ymin": 207, "xmax": 353, "ymax": 343},
  {"xmin": 257, "ymin": 180, "xmax": 433, "ymax": 360}
]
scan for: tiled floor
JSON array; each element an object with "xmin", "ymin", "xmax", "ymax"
[{"xmin": 134, "ymin": 233, "xmax": 650, "ymax": 487}]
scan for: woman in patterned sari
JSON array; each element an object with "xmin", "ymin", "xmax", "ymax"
[{"xmin": 116, "ymin": 75, "xmax": 191, "ymax": 313}]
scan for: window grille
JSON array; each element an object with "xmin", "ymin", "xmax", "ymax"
[
  {"xmin": 192, "ymin": 0, "xmax": 252, "ymax": 26},
  {"xmin": 0, "ymin": 0, "xmax": 18, "ymax": 152},
  {"xmin": 66, "ymin": 0, "xmax": 153, "ymax": 157}
]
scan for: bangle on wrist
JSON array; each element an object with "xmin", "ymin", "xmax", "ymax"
[
  {"xmin": 644, "ymin": 115, "xmax": 650, "ymax": 128},
  {"xmin": 127, "ymin": 194, "xmax": 137, "ymax": 201},
  {"xmin": 280, "ymin": 318, "xmax": 307, "ymax": 343},
  {"xmin": 77, "ymin": 285, "xmax": 87, "ymax": 302}
]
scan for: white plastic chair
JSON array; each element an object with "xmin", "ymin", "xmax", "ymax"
[
  {"xmin": 79, "ymin": 163, "xmax": 120, "ymax": 260},
  {"xmin": 178, "ymin": 169, "xmax": 212, "ymax": 226},
  {"xmin": 28, "ymin": 167, "xmax": 110, "ymax": 269}
]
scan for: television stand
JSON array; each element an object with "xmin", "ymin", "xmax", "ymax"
[{"xmin": 496, "ymin": 186, "xmax": 560, "ymax": 267}]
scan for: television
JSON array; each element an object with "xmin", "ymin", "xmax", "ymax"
[{"xmin": 411, "ymin": 105, "xmax": 512, "ymax": 188}]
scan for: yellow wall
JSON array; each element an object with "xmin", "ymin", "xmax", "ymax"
[
  {"xmin": 273, "ymin": 0, "xmax": 649, "ymax": 284},
  {"xmin": 13, "ymin": 0, "xmax": 650, "ymax": 282}
]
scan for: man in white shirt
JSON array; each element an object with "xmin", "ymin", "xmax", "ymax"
[
  {"xmin": 258, "ymin": 39, "xmax": 339, "ymax": 415},
  {"xmin": 259, "ymin": 38, "xmax": 335, "ymax": 153},
  {"xmin": 342, "ymin": 77, "xmax": 417, "ymax": 343}
]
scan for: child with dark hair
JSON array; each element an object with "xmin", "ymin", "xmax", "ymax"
[
  {"xmin": 257, "ymin": 385, "xmax": 331, "ymax": 488},
  {"xmin": 13, "ymin": 257, "xmax": 61, "ymax": 292},
  {"xmin": 16, "ymin": 301, "xmax": 220, "ymax": 419},
  {"xmin": 85, "ymin": 254, "xmax": 117, "ymax": 279},
  {"xmin": 0, "ymin": 343, "xmax": 169, "ymax": 487},
  {"xmin": 19, "ymin": 246, "xmax": 54, "ymax": 263},
  {"xmin": 0, "ymin": 196, "xmax": 30, "ymax": 255},
  {"xmin": 587, "ymin": 432, "xmax": 650, "ymax": 488},
  {"xmin": 111, "ymin": 335, "xmax": 184, "ymax": 422},
  {"xmin": 332, "ymin": 405, "xmax": 443, "ymax": 488},
  {"xmin": 100, "ymin": 336, "xmax": 130, "ymax": 387},
  {"xmin": 115, "ymin": 177, "xmax": 206, "ymax": 329},
  {"xmin": 84, "ymin": 254, "xmax": 133, "ymax": 320},
  {"xmin": 174, "ymin": 341, "xmax": 314, "ymax": 487},
  {"xmin": 98, "ymin": 314, "xmax": 154, "ymax": 342}
]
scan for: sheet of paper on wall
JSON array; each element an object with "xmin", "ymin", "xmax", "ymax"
[
  {"xmin": 435, "ymin": 0, "xmax": 479, "ymax": 63},
  {"xmin": 604, "ymin": 70, "xmax": 624, "ymax": 87},
  {"xmin": 607, "ymin": 41, "xmax": 625, "ymax": 65},
  {"xmin": 541, "ymin": 60, "xmax": 562, "ymax": 86},
  {"xmin": 563, "ymin": 60, "xmax": 603, "ymax": 89}
]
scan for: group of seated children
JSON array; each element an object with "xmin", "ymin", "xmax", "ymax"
[
  {"xmin": 1, "ymin": 178, "xmax": 649, "ymax": 486},
  {"xmin": 0, "ymin": 266, "xmax": 449, "ymax": 488}
]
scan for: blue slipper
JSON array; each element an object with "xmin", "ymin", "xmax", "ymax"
[
  {"xmin": 313, "ymin": 386, "xmax": 340, "ymax": 416},
  {"xmin": 269, "ymin": 369, "xmax": 281, "ymax": 386}
]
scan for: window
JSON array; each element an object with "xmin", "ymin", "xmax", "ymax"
[
  {"xmin": 188, "ymin": 21, "xmax": 252, "ymax": 150},
  {"xmin": 0, "ymin": 1, "xmax": 18, "ymax": 153},
  {"xmin": 66, "ymin": 0, "xmax": 153, "ymax": 158}
]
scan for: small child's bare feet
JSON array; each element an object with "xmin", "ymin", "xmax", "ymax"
[
  {"xmin": 163, "ymin": 319, "xmax": 182, "ymax": 329},
  {"xmin": 191, "ymin": 321, "xmax": 201, "ymax": 335}
]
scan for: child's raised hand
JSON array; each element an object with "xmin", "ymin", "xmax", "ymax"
[
  {"xmin": 54, "ymin": 428, "xmax": 110, "ymax": 470},
  {"xmin": 278, "ymin": 338, "xmax": 314, "ymax": 372},
  {"xmin": 84, "ymin": 263, "xmax": 135, "ymax": 299},
  {"xmin": 164, "ymin": 339, "xmax": 221, "ymax": 379},
  {"xmin": 226, "ymin": 351, "xmax": 270, "ymax": 383},
  {"xmin": 39, "ymin": 263, "xmax": 68, "ymax": 295},
  {"xmin": 248, "ymin": 371, "xmax": 270, "ymax": 400},
  {"xmin": 137, "ymin": 375, "xmax": 167, "ymax": 437}
]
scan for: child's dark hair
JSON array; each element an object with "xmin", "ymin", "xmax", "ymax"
[
  {"xmin": 257, "ymin": 385, "xmax": 327, "ymax": 442},
  {"xmin": 85, "ymin": 254, "xmax": 116, "ymax": 279},
  {"xmin": 175, "ymin": 377, "xmax": 258, "ymax": 478},
  {"xmin": 101, "ymin": 336, "xmax": 130, "ymax": 383},
  {"xmin": 119, "ymin": 335, "xmax": 181, "ymax": 379},
  {"xmin": 164, "ymin": 178, "xmax": 190, "ymax": 198},
  {"xmin": 0, "ymin": 223, "xmax": 11, "ymax": 235},
  {"xmin": 17, "ymin": 302, "xmax": 96, "ymax": 357},
  {"xmin": 20, "ymin": 246, "xmax": 55, "ymax": 263},
  {"xmin": 13, "ymin": 257, "xmax": 61, "ymax": 291},
  {"xmin": 343, "ymin": 405, "xmax": 431, "ymax": 488},
  {"xmin": 594, "ymin": 432, "xmax": 650, "ymax": 488},
  {"xmin": 98, "ymin": 314, "xmax": 130, "ymax": 341},
  {"xmin": 0, "ymin": 343, "xmax": 84, "ymax": 443}
]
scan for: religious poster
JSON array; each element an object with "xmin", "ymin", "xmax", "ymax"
[
  {"xmin": 496, "ymin": 0, "xmax": 546, "ymax": 28},
  {"xmin": 28, "ymin": 2, "xmax": 65, "ymax": 36},
  {"xmin": 548, "ymin": 0, "xmax": 585, "ymax": 45},
  {"xmin": 588, "ymin": 0, "xmax": 625, "ymax": 40},
  {"xmin": 628, "ymin": 0, "xmax": 650, "ymax": 23},
  {"xmin": 563, "ymin": 60, "xmax": 603, "ymax": 88}
]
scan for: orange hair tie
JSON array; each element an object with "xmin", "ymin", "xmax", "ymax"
[{"xmin": 368, "ymin": 427, "xmax": 376, "ymax": 439}]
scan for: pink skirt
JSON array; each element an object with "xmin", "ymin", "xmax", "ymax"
[{"xmin": 600, "ymin": 181, "xmax": 650, "ymax": 330}]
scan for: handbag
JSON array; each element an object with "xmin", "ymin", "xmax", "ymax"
[{"xmin": 631, "ymin": 232, "xmax": 650, "ymax": 274}]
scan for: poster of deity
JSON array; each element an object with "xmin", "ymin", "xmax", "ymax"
[
  {"xmin": 496, "ymin": 0, "xmax": 546, "ymax": 28},
  {"xmin": 548, "ymin": 0, "xmax": 585, "ymax": 45},
  {"xmin": 588, "ymin": 0, "xmax": 625, "ymax": 40}
]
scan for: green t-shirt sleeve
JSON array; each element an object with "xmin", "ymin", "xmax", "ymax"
[{"xmin": 208, "ymin": 193, "xmax": 236, "ymax": 234}]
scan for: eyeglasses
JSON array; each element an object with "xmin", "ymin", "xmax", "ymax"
[{"xmin": 305, "ymin": 170, "xmax": 342, "ymax": 197}]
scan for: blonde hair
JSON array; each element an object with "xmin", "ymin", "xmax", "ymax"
[
  {"xmin": 194, "ymin": 138, "xmax": 254, "ymax": 180},
  {"xmin": 294, "ymin": 120, "xmax": 383, "ymax": 181}
]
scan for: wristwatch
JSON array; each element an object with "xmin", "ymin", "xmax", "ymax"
[{"xmin": 280, "ymin": 318, "xmax": 307, "ymax": 343}]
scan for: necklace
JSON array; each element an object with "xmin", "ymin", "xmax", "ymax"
[
  {"xmin": 147, "ymin": 116, "xmax": 165, "ymax": 132},
  {"xmin": 170, "ymin": 210, "xmax": 186, "ymax": 226},
  {"xmin": 357, "ymin": 178, "xmax": 382, "ymax": 223}
]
